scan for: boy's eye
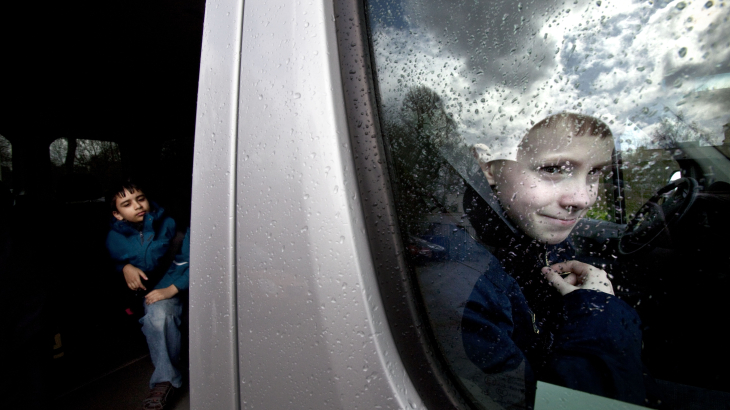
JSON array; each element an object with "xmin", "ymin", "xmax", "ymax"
[
  {"xmin": 588, "ymin": 167, "xmax": 605, "ymax": 176},
  {"xmin": 538, "ymin": 165, "xmax": 565, "ymax": 175}
]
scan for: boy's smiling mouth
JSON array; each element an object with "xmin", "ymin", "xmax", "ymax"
[{"xmin": 539, "ymin": 214, "xmax": 579, "ymax": 225}]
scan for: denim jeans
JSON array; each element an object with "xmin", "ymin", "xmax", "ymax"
[{"xmin": 140, "ymin": 296, "xmax": 183, "ymax": 388}]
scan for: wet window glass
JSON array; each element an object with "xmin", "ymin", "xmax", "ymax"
[{"xmin": 365, "ymin": 0, "xmax": 730, "ymax": 408}]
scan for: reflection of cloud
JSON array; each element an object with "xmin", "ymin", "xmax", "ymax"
[{"xmin": 369, "ymin": 0, "xmax": 730, "ymax": 156}]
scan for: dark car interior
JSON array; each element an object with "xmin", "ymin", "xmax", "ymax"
[
  {"xmin": 0, "ymin": 1, "xmax": 205, "ymax": 408},
  {"xmin": 570, "ymin": 144, "xmax": 730, "ymax": 398}
]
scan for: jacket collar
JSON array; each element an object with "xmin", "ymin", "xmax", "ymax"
[{"xmin": 109, "ymin": 201, "xmax": 165, "ymax": 236}]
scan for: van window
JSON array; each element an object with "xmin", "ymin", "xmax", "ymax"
[
  {"xmin": 365, "ymin": 0, "xmax": 730, "ymax": 408},
  {"xmin": 0, "ymin": 134, "xmax": 11, "ymax": 184},
  {"xmin": 49, "ymin": 138, "xmax": 123, "ymax": 200}
]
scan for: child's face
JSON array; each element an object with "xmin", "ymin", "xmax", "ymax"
[
  {"xmin": 112, "ymin": 189, "xmax": 150, "ymax": 223},
  {"xmin": 483, "ymin": 123, "xmax": 614, "ymax": 244}
]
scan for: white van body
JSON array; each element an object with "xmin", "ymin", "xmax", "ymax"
[{"xmin": 190, "ymin": 0, "xmax": 425, "ymax": 408}]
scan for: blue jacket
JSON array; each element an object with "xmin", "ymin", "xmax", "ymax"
[
  {"xmin": 106, "ymin": 204, "xmax": 189, "ymax": 291},
  {"xmin": 462, "ymin": 251, "xmax": 646, "ymax": 406},
  {"xmin": 461, "ymin": 184, "xmax": 648, "ymax": 406},
  {"xmin": 156, "ymin": 228, "xmax": 190, "ymax": 291}
]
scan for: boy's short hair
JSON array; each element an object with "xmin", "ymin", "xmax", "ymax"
[
  {"xmin": 106, "ymin": 178, "xmax": 144, "ymax": 212},
  {"xmin": 473, "ymin": 112, "xmax": 612, "ymax": 164},
  {"xmin": 527, "ymin": 112, "xmax": 613, "ymax": 142}
]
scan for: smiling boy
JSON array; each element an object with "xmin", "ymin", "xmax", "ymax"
[
  {"xmin": 106, "ymin": 179, "xmax": 189, "ymax": 410},
  {"xmin": 461, "ymin": 113, "xmax": 647, "ymax": 406},
  {"xmin": 478, "ymin": 117, "xmax": 614, "ymax": 244}
]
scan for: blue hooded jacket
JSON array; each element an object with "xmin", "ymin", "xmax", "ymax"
[
  {"xmin": 106, "ymin": 203, "xmax": 189, "ymax": 291},
  {"xmin": 461, "ymin": 184, "xmax": 647, "ymax": 407}
]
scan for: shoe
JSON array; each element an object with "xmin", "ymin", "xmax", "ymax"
[{"xmin": 142, "ymin": 381, "xmax": 176, "ymax": 410}]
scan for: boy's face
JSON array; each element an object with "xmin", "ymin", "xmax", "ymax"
[
  {"xmin": 112, "ymin": 189, "xmax": 150, "ymax": 223},
  {"xmin": 482, "ymin": 123, "xmax": 614, "ymax": 244}
]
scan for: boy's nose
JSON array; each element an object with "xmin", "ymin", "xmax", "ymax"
[{"xmin": 558, "ymin": 179, "xmax": 592, "ymax": 211}]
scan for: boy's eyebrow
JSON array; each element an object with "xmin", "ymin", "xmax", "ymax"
[{"xmin": 532, "ymin": 156, "xmax": 613, "ymax": 169}]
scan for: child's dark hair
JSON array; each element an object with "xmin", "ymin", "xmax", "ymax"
[{"xmin": 106, "ymin": 178, "xmax": 144, "ymax": 212}]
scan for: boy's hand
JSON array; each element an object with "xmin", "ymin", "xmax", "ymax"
[
  {"xmin": 541, "ymin": 260, "xmax": 614, "ymax": 296},
  {"xmin": 122, "ymin": 264, "xmax": 148, "ymax": 291},
  {"xmin": 145, "ymin": 285, "xmax": 179, "ymax": 305}
]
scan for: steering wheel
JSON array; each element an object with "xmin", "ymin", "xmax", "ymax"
[{"xmin": 618, "ymin": 177, "xmax": 700, "ymax": 255}]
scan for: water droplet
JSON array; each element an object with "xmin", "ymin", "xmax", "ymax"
[
  {"xmin": 678, "ymin": 47, "xmax": 687, "ymax": 58},
  {"xmin": 705, "ymin": 1, "xmax": 714, "ymax": 8},
  {"xmin": 636, "ymin": 66, "xmax": 645, "ymax": 72},
  {"xmin": 339, "ymin": 236, "xmax": 345, "ymax": 244},
  {"xmin": 596, "ymin": 0, "xmax": 602, "ymax": 6},
  {"xmin": 676, "ymin": 1, "xmax": 686, "ymax": 9}
]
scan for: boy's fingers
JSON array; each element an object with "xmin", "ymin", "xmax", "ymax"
[
  {"xmin": 561, "ymin": 273, "xmax": 579, "ymax": 286},
  {"xmin": 139, "ymin": 272, "xmax": 148, "ymax": 280},
  {"xmin": 547, "ymin": 261, "xmax": 615, "ymax": 295},
  {"xmin": 541, "ymin": 267, "xmax": 576, "ymax": 296},
  {"xmin": 552, "ymin": 260, "xmax": 594, "ymax": 277}
]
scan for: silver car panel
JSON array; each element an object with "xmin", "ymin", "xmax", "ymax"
[
  {"xmin": 192, "ymin": 0, "xmax": 424, "ymax": 408},
  {"xmin": 190, "ymin": 0, "xmax": 244, "ymax": 409}
]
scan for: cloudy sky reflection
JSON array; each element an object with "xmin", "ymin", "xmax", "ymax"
[{"xmin": 368, "ymin": 0, "xmax": 730, "ymax": 153}]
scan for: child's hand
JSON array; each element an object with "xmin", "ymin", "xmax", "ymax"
[
  {"xmin": 122, "ymin": 264, "xmax": 148, "ymax": 291},
  {"xmin": 145, "ymin": 285, "xmax": 179, "ymax": 305},
  {"xmin": 541, "ymin": 260, "xmax": 614, "ymax": 296}
]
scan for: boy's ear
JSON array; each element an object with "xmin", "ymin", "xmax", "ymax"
[
  {"xmin": 482, "ymin": 161, "xmax": 500, "ymax": 186},
  {"xmin": 112, "ymin": 211, "xmax": 125, "ymax": 221}
]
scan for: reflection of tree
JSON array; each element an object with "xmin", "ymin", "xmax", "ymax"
[
  {"xmin": 385, "ymin": 86, "xmax": 468, "ymax": 235},
  {"xmin": 651, "ymin": 112, "xmax": 713, "ymax": 149}
]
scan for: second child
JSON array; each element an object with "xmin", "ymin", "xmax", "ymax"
[{"xmin": 106, "ymin": 179, "xmax": 189, "ymax": 410}]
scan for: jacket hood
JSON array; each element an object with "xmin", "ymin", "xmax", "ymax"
[
  {"xmin": 109, "ymin": 201, "xmax": 166, "ymax": 236},
  {"xmin": 463, "ymin": 172, "xmax": 524, "ymax": 249}
]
